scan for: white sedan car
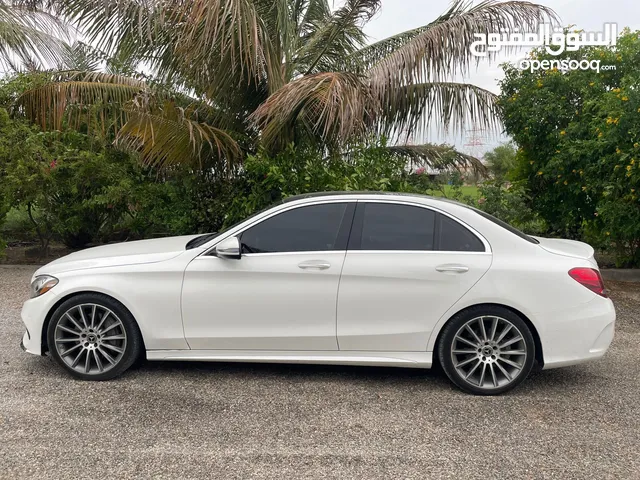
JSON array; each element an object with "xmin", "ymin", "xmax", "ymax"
[{"xmin": 21, "ymin": 192, "xmax": 615, "ymax": 395}]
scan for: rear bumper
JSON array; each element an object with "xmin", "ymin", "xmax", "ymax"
[{"xmin": 539, "ymin": 296, "xmax": 616, "ymax": 369}]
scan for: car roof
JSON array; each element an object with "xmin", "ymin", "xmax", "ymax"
[{"xmin": 283, "ymin": 191, "xmax": 438, "ymax": 203}]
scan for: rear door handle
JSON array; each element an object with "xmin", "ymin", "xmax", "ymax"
[
  {"xmin": 298, "ymin": 260, "xmax": 331, "ymax": 270},
  {"xmin": 435, "ymin": 264, "xmax": 469, "ymax": 273}
]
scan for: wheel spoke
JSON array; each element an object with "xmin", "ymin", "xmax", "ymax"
[
  {"xmin": 64, "ymin": 313, "xmax": 84, "ymax": 332},
  {"xmin": 95, "ymin": 311, "xmax": 110, "ymax": 332},
  {"xmin": 56, "ymin": 338, "xmax": 80, "ymax": 344},
  {"xmin": 101, "ymin": 335, "xmax": 126, "ymax": 341},
  {"xmin": 500, "ymin": 350, "xmax": 527, "ymax": 355},
  {"xmin": 78, "ymin": 306, "xmax": 89, "ymax": 329},
  {"xmin": 464, "ymin": 325, "xmax": 482, "ymax": 345},
  {"xmin": 465, "ymin": 360, "xmax": 482, "ymax": 379},
  {"xmin": 98, "ymin": 347, "xmax": 116, "ymax": 365},
  {"xmin": 84, "ymin": 349, "xmax": 91, "ymax": 373},
  {"xmin": 495, "ymin": 324, "xmax": 512, "ymax": 344},
  {"xmin": 499, "ymin": 336, "xmax": 524, "ymax": 349},
  {"xmin": 498, "ymin": 357, "xmax": 523, "ymax": 369},
  {"xmin": 489, "ymin": 317, "xmax": 498, "ymax": 342},
  {"xmin": 70, "ymin": 348, "xmax": 84, "ymax": 367},
  {"xmin": 478, "ymin": 364, "xmax": 487, "ymax": 386},
  {"xmin": 452, "ymin": 349, "xmax": 477, "ymax": 354},
  {"xmin": 60, "ymin": 343, "xmax": 82, "ymax": 357},
  {"xmin": 455, "ymin": 356, "xmax": 479, "ymax": 368},
  {"xmin": 478, "ymin": 317, "xmax": 488, "ymax": 341},
  {"xmin": 93, "ymin": 350, "xmax": 104, "ymax": 372},
  {"xmin": 495, "ymin": 360, "xmax": 512, "ymax": 381},
  {"xmin": 454, "ymin": 335, "xmax": 477, "ymax": 348},
  {"xmin": 100, "ymin": 323, "xmax": 120, "ymax": 335},
  {"xmin": 101, "ymin": 343, "xmax": 124, "ymax": 354},
  {"xmin": 489, "ymin": 364, "xmax": 498, "ymax": 387},
  {"xmin": 90, "ymin": 305, "xmax": 97, "ymax": 329},
  {"xmin": 57, "ymin": 325, "xmax": 80, "ymax": 336}
]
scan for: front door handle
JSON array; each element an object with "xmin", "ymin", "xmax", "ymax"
[
  {"xmin": 435, "ymin": 264, "xmax": 469, "ymax": 273},
  {"xmin": 298, "ymin": 260, "xmax": 331, "ymax": 270}
]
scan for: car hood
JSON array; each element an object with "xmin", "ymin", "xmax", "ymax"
[
  {"xmin": 36, "ymin": 235, "xmax": 202, "ymax": 276},
  {"xmin": 533, "ymin": 236, "xmax": 596, "ymax": 263}
]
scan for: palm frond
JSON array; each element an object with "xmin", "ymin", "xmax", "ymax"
[
  {"xmin": 16, "ymin": 71, "xmax": 147, "ymax": 130},
  {"xmin": 386, "ymin": 143, "xmax": 487, "ymax": 174},
  {"xmin": 251, "ymin": 71, "xmax": 374, "ymax": 150},
  {"xmin": 0, "ymin": 2, "xmax": 69, "ymax": 68},
  {"xmin": 117, "ymin": 102, "xmax": 242, "ymax": 171},
  {"xmin": 296, "ymin": 0, "xmax": 379, "ymax": 75},
  {"xmin": 368, "ymin": 0, "xmax": 558, "ymax": 86},
  {"xmin": 378, "ymin": 82, "xmax": 500, "ymax": 139}
]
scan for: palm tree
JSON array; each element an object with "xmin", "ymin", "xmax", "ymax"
[
  {"xmin": 0, "ymin": 1, "xmax": 67, "ymax": 71},
  {"xmin": 14, "ymin": 0, "xmax": 556, "ymax": 174}
]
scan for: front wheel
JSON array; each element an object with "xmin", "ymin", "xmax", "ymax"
[
  {"xmin": 47, "ymin": 293, "xmax": 142, "ymax": 381},
  {"xmin": 438, "ymin": 306, "xmax": 535, "ymax": 395}
]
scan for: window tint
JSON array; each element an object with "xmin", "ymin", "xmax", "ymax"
[
  {"xmin": 240, "ymin": 203, "xmax": 349, "ymax": 253},
  {"xmin": 357, "ymin": 203, "xmax": 436, "ymax": 250},
  {"xmin": 437, "ymin": 214, "xmax": 485, "ymax": 252}
]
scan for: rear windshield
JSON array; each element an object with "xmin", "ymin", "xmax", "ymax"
[{"xmin": 470, "ymin": 207, "xmax": 539, "ymax": 244}]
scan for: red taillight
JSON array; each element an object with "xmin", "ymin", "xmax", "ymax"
[{"xmin": 568, "ymin": 267, "xmax": 608, "ymax": 297}]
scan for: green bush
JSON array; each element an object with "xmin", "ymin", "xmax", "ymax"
[
  {"xmin": 499, "ymin": 29, "xmax": 640, "ymax": 265},
  {"xmin": 224, "ymin": 142, "xmax": 435, "ymax": 225}
]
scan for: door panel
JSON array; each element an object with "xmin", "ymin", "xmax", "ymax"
[
  {"xmin": 182, "ymin": 253, "xmax": 346, "ymax": 350},
  {"xmin": 337, "ymin": 251, "xmax": 491, "ymax": 351},
  {"xmin": 181, "ymin": 201, "xmax": 355, "ymax": 351},
  {"xmin": 337, "ymin": 201, "xmax": 491, "ymax": 352}
]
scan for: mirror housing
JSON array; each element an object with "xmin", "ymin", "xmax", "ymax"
[{"xmin": 214, "ymin": 236, "xmax": 241, "ymax": 259}]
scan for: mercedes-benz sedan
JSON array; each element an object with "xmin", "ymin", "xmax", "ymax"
[{"xmin": 21, "ymin": 192, "xmax": 615, "ymax": 395}]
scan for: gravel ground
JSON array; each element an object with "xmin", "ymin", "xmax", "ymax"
[{"xmin": 1, "ymin": 265, "xmax": 639, "ymax": 479}]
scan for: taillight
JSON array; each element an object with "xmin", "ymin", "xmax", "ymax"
[{"xmin": 568, "ymin": 267, "xmax": 608, "ymax": 297}]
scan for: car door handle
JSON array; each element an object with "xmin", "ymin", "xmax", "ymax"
[
  {"xmin": 435, "ymin": 264, "xmax": 469, "ymax": 273},
  {"xmin": 298, "ymin": 260, "xmax": 331, "ymax": 270}
]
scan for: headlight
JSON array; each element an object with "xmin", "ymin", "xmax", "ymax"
[{"xmin": 30, "ymin": 275, "xmax": 59, "ymax": 298}]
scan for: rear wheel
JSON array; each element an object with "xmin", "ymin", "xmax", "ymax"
[
  {"xmin": 47, "ymin": 293, "xmax": 142, "ymax": 381},
  {"xmin": 438, "ymin": 306, "xmax": 535, "ymax": 395}
]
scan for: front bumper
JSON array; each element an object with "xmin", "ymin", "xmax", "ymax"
[
  {"xmin": 539, "ymin": 296, "xmax": 616, "ymax": 369},
  {"xmin": 21, "ymin": 292, "xmax": 58, "ymax": 356}
]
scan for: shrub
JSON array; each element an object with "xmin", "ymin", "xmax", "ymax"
[{"xmin": 499, "ymin": 29, "xmax": 640, "ymax": 265}]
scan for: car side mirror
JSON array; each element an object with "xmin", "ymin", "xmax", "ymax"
[{"xmin": 214, "ymin": 236, "xmax": 241, "ymax": 259}]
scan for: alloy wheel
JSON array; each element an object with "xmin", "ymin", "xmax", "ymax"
[
  {"xmin": 450, "ymin": 315, "xmax": 528, "ymax": 389},
  {"xmin": 54, "ymin": 304, "xmax": 127, "ymax": 375}
]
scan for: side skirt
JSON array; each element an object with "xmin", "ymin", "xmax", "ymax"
[{"xmin": 146, "ymin": 350, "xmax": 433, "ymax": 369}]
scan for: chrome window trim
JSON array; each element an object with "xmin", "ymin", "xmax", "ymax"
[
  {"xmin": 201, "ymin": 197, "xmax": 492, "ymax": 257},
  {"xmin": 201, "ymin": 199, "xmax": 357, "ymax": 257},
  {"xmin": 354, "ymin": 199, "xmax": 492, "ymax": 254}
]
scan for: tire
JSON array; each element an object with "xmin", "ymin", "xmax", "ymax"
[
  {"xmin": 438, "ymin": 306, "xmax": 535, "ymax": 395},
  {"xmin": 47, "ymin": 293, "xmax": 143, "ymax": 381}
]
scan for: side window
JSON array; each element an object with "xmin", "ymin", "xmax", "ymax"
[
  {"xmin": 436, "ymin": 214, "xmax": 485, "ymax": 252},
  {"xmin": 355, "ymin": 203, "xmax": 436, "ymax": 251},
  {"xmin": 239, "ymin": 203, "xmax": 349, "ymax": 253}
]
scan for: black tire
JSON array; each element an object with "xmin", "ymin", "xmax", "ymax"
[
  {"xmin": 47, "ymin": 293, "xmax": 143, "ymax": 381},
  {"xmin": 437, "ymin": 306, "xmax": 535, "ymax": 395}
]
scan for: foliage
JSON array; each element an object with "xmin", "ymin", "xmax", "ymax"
[
  {"xmin": 10, "ymin": 0, "xmax": 555, "ymax": 173},
  {"xmin": 499, "ymin": 29, "xmax": 640, "ymax": 266},
  {"xmin": 224, "ymin": 140, "xmax": 441, "ymax": 225},
  {"xmin": 483, "ymin": 142, "xmax": 517, "ymax": 182}
]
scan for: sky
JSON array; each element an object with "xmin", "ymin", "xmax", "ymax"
[{"xmin": 361, "ymin": 0, "xmax": 640, "ymax": 154}]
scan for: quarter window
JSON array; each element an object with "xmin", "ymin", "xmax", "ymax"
[
  {"xmin": 437, "ymin": 214, "xmax": 485, "ymax": 252},
  {"xmin": 239, "ymin": 203, "xmax": 349, "ymax": 253}
]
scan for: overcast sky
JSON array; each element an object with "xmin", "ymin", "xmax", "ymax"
[{"xmin": 362, "ymin": 0, "xmax": 640, "ymax": 154}]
